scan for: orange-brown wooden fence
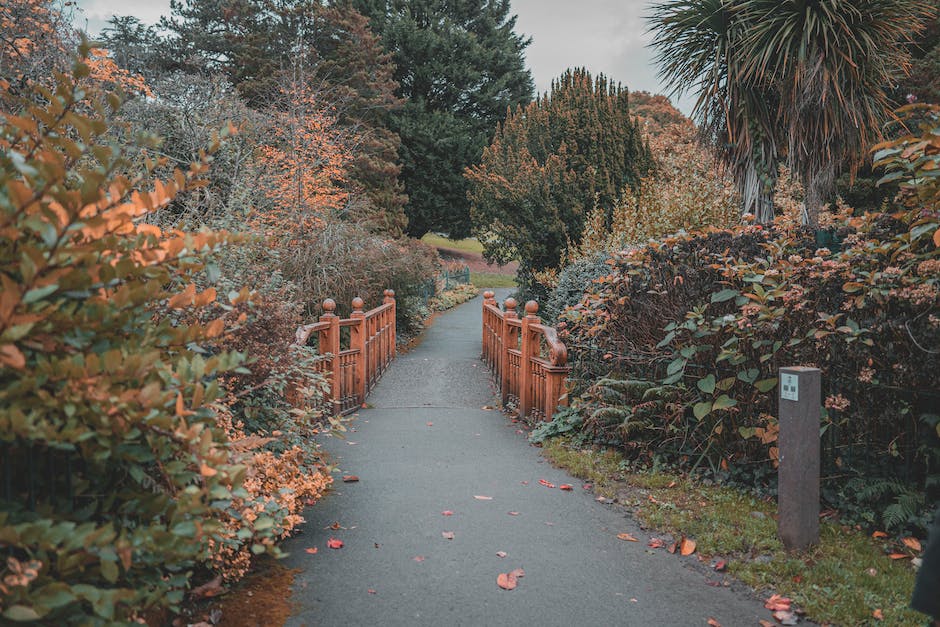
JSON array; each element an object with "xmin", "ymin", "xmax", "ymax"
[
  {"xmin": 295, "ymin": 290, "xmax": 397, "ymax": 416},
  {"xmin": 481, "ymin": 291, "xmax": 570, "ymax": 421}
]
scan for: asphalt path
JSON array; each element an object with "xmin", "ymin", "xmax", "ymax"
[{"xmin": 282, "ymin": 290, "xmax": 770, "ymax": 626}]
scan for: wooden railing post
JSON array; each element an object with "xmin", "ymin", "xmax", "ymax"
[
  {"xmin": 519, "ymin": 301, "xmax": 540, "ymax": 418},
  {"xmin": 501, "ymin": 298, "xmax": 517, "ymax": 405},
  {"xmin": 319, "ymin": 298, "xmax": 341, "ymax": 415},
  {"xmin": 350, "ymin": 297, "xmax": 366, "ymax": 406},
  {"xmin": 482, "ymin": 291, "xmax": 495, "ymax": 365},
  {"xmin": 384, "ymin": 289, "xmax": 396, "ymax": 360}
]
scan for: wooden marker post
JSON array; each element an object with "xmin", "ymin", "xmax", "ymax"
[{"xmin": 777, "ymin": 366, "xmax": 822, "ymax": 551}]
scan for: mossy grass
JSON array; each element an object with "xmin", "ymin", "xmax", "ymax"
[
  {"xmin": 421, "ymin": 233, "xmax": 485, "ymax": 254},
  {"xmin": 540, "ymin": 438, "xmax": 924, "ymax": 627},
  {"xmin": 470, "ymin": 272, "xmax": 517, "ymax": 288}
]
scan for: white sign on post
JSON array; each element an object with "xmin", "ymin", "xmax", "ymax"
[{"xmin": 780, "ymin": 372, "xmax": 799, "ymax": 401}]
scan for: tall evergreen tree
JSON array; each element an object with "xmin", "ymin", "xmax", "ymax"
[
  {"xmin": 353, "ymin": 0, "xmax": 533, "ymax": 237},
  {"xmin": 466, "ymin": 68, "xmax": 652, "ymax": 292}
]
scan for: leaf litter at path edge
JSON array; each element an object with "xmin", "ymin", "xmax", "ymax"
[
  {"xmin": 341, "ymin": 475, "xmax": 359, "ymax": 482},
  {"xmin": 538, "ymin": 479, "xmax": 555, "ymax": 488},
  {"xmin": 496, "ymin": 568, "xmax": 525, "ymax": 591},
  {"xmin": 617, "ymin": 533, "xmax": 638, "ymax": 542}
]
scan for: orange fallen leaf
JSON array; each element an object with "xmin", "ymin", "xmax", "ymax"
[
  {"xmin": 889, "ymin": 553, "xmax": 910, "ymax": 559},
  {"xmin": 521, "ymin": 481, "xmax": 529, "ymax": 485},
  {"xmin": 442, "ymin": 531, "xmax": 455, "ymax": 540},
  {"xmin": 872, "ymin": 531, "xmax": 888, "ymax": 539},
  {"xmin": 680, "ymin": 537, "xmax": 697, "ymax": 556},
  {"xmin": 667, "ymin": 481, "xmax": 677, "ymax": 488},
  {"xmin": 582, "ymin": 484, "xmax": 592, "ymax": 489},
  {"xmin": 441, "ymin": 510, "xmax": 454, "ymax": 516},
  {"xmin": 764, "ymin": 594, "xmax": 791, "ymax": 611},
  {"xmin": 342, "ymin": 475, "xmax": 359, "ymax": 482},
  {"xmin": 538, "ymin": 479, "xmax": 556, "ymax": 488},
  {"xmin": 759, "ymin": 621, "xmax": 774, "ymax": 627},
  {"xmin": 327, "ymin": 538, "xmax": 343, "ymax": 549},
  {"xmin": 617, "ymin": 533, "xmax": 638, "ymax": 542},
  {"xmin": 713, "ymin": 560, "xmax": 726, "ymax": 571},
  {"xmin": 902, "ymin": 537, "xmax": 922, "ymax": 552},
  {"xmin": 873, "ymin": 609, "xmax": 884, "ymax": 620},
  {"xmin": 707, "ymin": 619, "xmax": 721, "ymax": 627},
  {"xmin": 368, "ymin": 589, "xmax": 376, "ymax": 595},
  {"xmin": 305, "ymin": 547, "xmax": 318, "ymax": 554},
  {"xmin": 474, "ymin": 495, "xmax": 493, "ymax": 500},
  {"xmin": 508, "ymin": 511, "xmax": 520, "ymax": 516},
  {"xmin": 328, "ymin": 522, "xmax": 345, "ymax": 530},
  {"xmin": 648, "ymin": 538, "xmax": 665, "ymax": 549},
  {"xmin": 559, "ymin": 484, "xmax": 573, "ymax": 491},
  {"xmin": 667, "ymin": 542, "xmax": 677, "ymax": 554},
  {"xmin": 496, "ymin": 572, "xmax": 517, "ymax": 590}
]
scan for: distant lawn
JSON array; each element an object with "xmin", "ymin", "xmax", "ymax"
[
  {"xmin": 471, "ymin": 272, "xmax": 516, "ymax": 288},
  {"xmin": 421, "ymin": 233, "xmax": 485, "ymax": 254}
]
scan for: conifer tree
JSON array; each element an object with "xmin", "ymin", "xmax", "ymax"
[
  {"xmin": 466, "ymin": 68, "xmax": 652, "ymax": 293},
  {"xmin": 353, "ymin": 0, "xmax": 533, "ymax": 237}
]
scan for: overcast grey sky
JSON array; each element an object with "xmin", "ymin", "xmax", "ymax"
[{"xmin": 75, "ymin": 0, "xmax": 692, "ymax": 114}]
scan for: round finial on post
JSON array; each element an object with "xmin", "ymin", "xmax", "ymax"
[
  {"xmin": 322, "ymin": 298, "xmax": 336, "ymax": 314},
  {"xmin": 383, "ymin": 289, "xmax": 395, "ymax": 304},
  {"xmin": 352, "ymin": 297, "xmax": 364, "ymax": 313},
  {"xmin": 525, "ymin": 300, "xmax": 539, "ymax": 316},
  {"xmin": 504, "ymin": 297, "xmax": 517, "ymax": 311},
  {"xmin": 483, "ymin": 290, "xmax": 495, "ymax": 300}
]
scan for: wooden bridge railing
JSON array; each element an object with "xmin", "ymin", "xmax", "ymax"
[
  {"xmin": 295, "ymin": 290, "xmax": 396, "ymax": 416},
  {"xmin": 481, "ymin": 291, "xmax": 570, "ymax": 421}
]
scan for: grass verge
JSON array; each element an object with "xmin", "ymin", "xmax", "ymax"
[
  {"xmin": 540, "ymin": 437, "xmax": 924, "ymax": 627},
  {"xmin": 471, "ymin": 272, "xmax": 516, "ymax": 288},
  {"xmin": 421, "ymin": 233, "xmax": 485, "ymax": 254}
]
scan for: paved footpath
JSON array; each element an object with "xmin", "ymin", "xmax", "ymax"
[{"xmin": 283, "ymin": 290, "xmax": 769, "ymax": 626}]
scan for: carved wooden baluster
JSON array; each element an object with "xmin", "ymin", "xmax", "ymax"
[
  {"xmin": 482, "ymin": 291, "xmax": 496, "ymax": 367},
  {"xmin": 519, "ymin": 300, "xmax": 540, "ymax": 419},
  {"xmin": 319, "ymin": 299, "xmax": 341, "ymax": 415},
  {"xmin": 350, "ymin": 297, "xmax": 366, "ymax": 405},
  {"xmin": 501, "ymin": 298, "xmax": 518, "ymax": 406},
  {"xmin": 384, "ymin": 289, "xmax": 396, "ymax": 364}
]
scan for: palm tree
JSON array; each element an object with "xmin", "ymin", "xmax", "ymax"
[{"xmin": 650, "ymin": 0, "xmax": 932, "ymax": 226}]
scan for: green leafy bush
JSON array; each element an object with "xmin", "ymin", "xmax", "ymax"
[
  {"xmin": 560, "ymin": 201, "xmax": 939, "ymax": 533},
  {"xmin": 0, "ymin": 49, "xmax": 330, "ymax": 624}
]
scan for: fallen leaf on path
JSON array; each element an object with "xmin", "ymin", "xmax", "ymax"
[
  {"xmin": 442, "ymin": 531, "xmax": 455, "ymax": 540},
  {"xmin": 413, "ymin": 556, "xmax": 425, "ymax": 562},
  {"xmin": 889, "ymin": 553, "xmax": 910, "ymax": 559},
  {"xmin": 583, "ymin": 484, "xmax": 592, "ymax": 490},
  {"xmin": 545, "ymin": 521, "xmax": 554, "ymax": 526},
  {"xmin": 482, "ymin": 405, "xmax": 494, "ymax": 410},
  {"xmin": 559, "ymin": 484, "xmax": 573, "ymax": 491},
  {"xmin": 680, "ymin": 537, "xmax": 697, "ymax": 556},
  {"xmin": 305, "ymin": 547, "xmax": 318, "ymax": 554},
  {"xmin": 442, "ymin": 510, "xmax": 454, "ymax": 516},
  {"xmin": 764, "ymin": 595, "xmax": 791, "ymax": 611},
  {"xmin": 707, "ymin": 619, "xmax": 721, "ymax": 627},
  {"xmin": 617, "ymin": 533, "xmax": 638, "ymax": 542},
  {"xmin": 368, "ymin": 589, "xmax": 376, "ymax": 595},
  {"xmin": 509, "ymin": 568, "xmax": 525, "ymax": 578},
  {"xmin": 426, "ymin": 422, "xmax": 433, "ymax": 427},
  {"xmin": 667, "ymin": 542, "xmax": 677, "ymax": 554},
  {"xmin": 772, "ymin": 610, "xmax": 798, "ymax": 625},
  {"xmin": 346, "ymin": 441, "xmax": 357, "ymax": 446},
  {"xmin": 758, "ymin": 621, "xmax": 774, "ymax": 627},
  {"xmin": 327, "ymin": 538, "xmax": 343, "ymax": 549},
  {"xmin": 342, "ymin": 475, "xmax": 359, "ymax": 482},
  {"xmin": 474, "ymin": 495, "xmax": 493, "ymax": 500},
  {"xmin": 872, "ymin": 530, "xmax": 888, "ymax": 538},
  {"xmin": 539, "ymin": 479, "xmax": 556, "ymax": 488},
  {"xmin": 328, "ymin": 522, "xmax": 345, "ymax": 530},
  {"xmin": 191, "ymin": 576, "xmax": 224, "ymax": 599},
  {"xmin": 496, "ymin": 551, "xmax": 507, "ymax": 558},
  {"xmin": 713, "ymin": 560, "xmax": 726, "ymax": 571},
  {"xmin": 515, "ymin": 429, "xmax": 524, "ymax": 434},
  {"xmin": 521, "ymin": 481, "xmax": 529, "ymax": 485},
  {"xmin": 873, "ymin": 609, "xmax": 884, "ymax": 620},
  {"xmin": 648, "ymin": 538, "xmax": 665, "ymax": 549},
  {"xmin": 902, "ymin": 537, "xmax": 922, "ymax": 552},
  {"xmin": 508, "ymin": 511, "xmax": 520, "ymax": 516},
  {"xmin": 496, "ymin": 572, "xmax": 517, "ymax": 590}
]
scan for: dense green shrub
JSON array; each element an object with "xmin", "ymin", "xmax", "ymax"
[
  {"xmin": 0, "ymin": 51, "xmax": 330, "ymax": 624},
  {"xmin": 560, "ymin": 202, "xmax": 939, "ymax": 533}
]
